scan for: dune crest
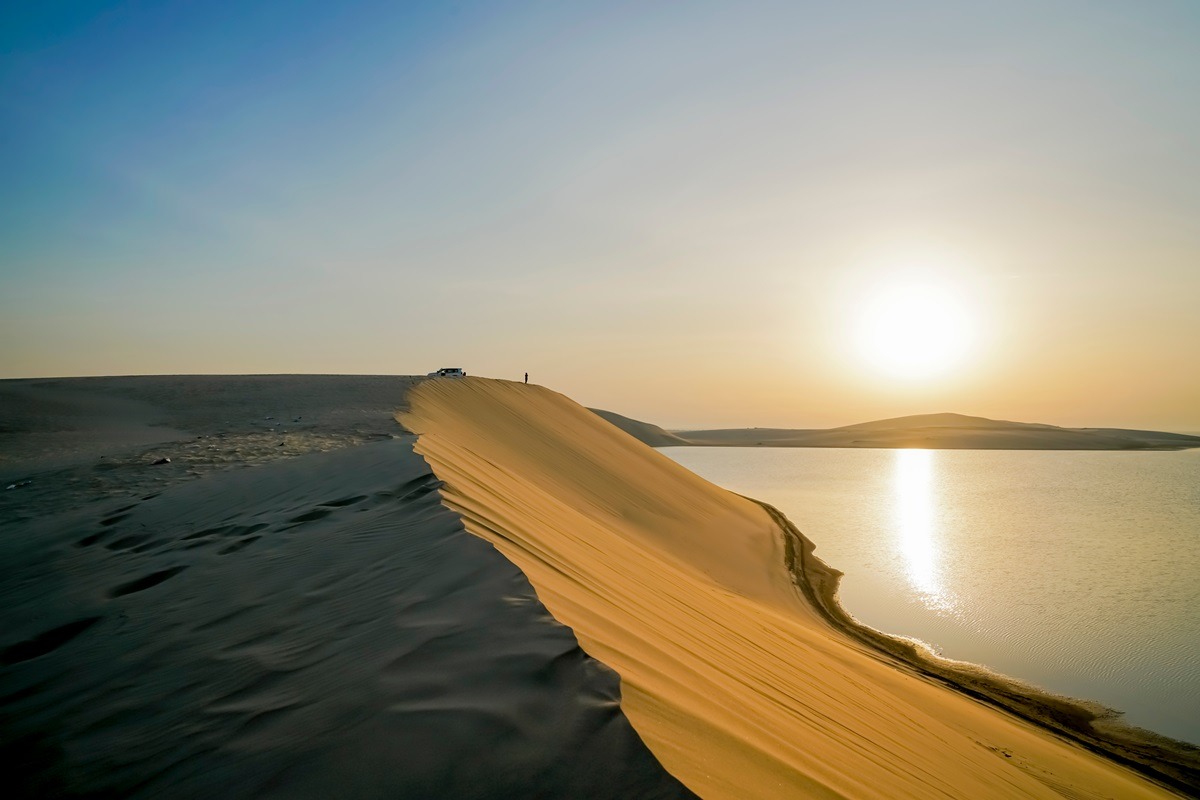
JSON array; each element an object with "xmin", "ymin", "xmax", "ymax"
[{"xmin": 400, "ymin": 378, "xmax": 1183, "ymax": 799}]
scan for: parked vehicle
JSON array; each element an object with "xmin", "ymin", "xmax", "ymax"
[{"xmin": 427, "ymin": 367, "xmax": 467, "ymax": 378}]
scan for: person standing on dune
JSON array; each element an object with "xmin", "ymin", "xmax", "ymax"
[{"xmin": 524, "ymin": 373, "xmax": 528, "ymax": 384}]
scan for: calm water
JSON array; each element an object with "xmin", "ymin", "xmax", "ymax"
[{"xmin": 664, "ymin": 447, "xmax": 1200, "ymax": 744}]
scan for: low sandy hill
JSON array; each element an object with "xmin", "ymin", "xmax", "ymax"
[
  {"xmin": 401, "ymin": 378, "xmax": 1189, "ymax": 799},
  {"xmin": 837, "ymin": 412, "xmax": 1052, "ymax": 431},
  {"xmin": 672, "ymin": 412, "xmax": 1200, "ymax": 450},
  {"xmin": 589, "ymin": 408, "xmax": 690, "ymax": 447}
]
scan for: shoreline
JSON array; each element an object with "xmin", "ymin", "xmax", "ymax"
[{"xmin": 754, "ymin": 498, "xmax": 1200, "ymax": 796}]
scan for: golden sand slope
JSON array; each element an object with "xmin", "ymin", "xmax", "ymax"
[{"xmin": 400, "ymin": 378, "xmax": 1181, "ymax": 800}]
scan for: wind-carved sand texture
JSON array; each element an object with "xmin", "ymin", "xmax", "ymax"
[
  {"xmin": 0, "ymin": 376, "xmax": 693, "ymax": 799},
  {"xmin": 403, "ymin": 378, "xmax": 1197, "ymax": 799}
]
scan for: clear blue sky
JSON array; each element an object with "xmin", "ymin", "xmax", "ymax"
[{"xmin": 3, "ymin": 1, "xmax": 1199, "ymax": 428}]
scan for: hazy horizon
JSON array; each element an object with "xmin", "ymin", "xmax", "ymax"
[{"xmin": 4, "ymin": 2, "xmax": 1198, "ymax": 430}]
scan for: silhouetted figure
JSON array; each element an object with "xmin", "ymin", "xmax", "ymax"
[{"xmin": 524, "ymin": 372, "xmax": 528, "ymax": 384}]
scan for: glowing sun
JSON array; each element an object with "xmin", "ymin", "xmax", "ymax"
[{"xmin": 855, "ymin": 282, "xmax": 975, "ymax": 379}]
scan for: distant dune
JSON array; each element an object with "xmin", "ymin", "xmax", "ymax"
[
  {"xmin": 632, "ymin": 411, "xmax": 1200, "ymax": 450},
  {"xmin": 588, "ymin": 408, "xmax": 689, "ymax": 447},
  {"xmin": 407, "ymin": 379, "xmax": 1194, "ymax": 799}
]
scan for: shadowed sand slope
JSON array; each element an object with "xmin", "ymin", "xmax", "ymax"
[
  {"xmin": 673, "ymin": 412, "xmax": 1200, "ymax": 450},
  {"xmin": 401, "ymin": 378, "xmax": 1185, "ymax": 800},
  {"xmin": 0, "ymin": 378, "xmax": 693, "ymax": 799}
]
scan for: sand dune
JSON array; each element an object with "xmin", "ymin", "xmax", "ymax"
[
  {"xmin": 667, "ymin": 412, "xmax": 1200, "ymax": 450},
  {"xmin": 6, "ymin": 375, "xmax": 1194, "ymax": 797},
  {"xmin": 0, "ymin": 376, "xmax": 692, "ymax": 799},
  {"xmin": 403, "ymin": 379, "xmax": 1192, "ymax": 799},
  {"xmin": 589, "ymin": 408, "xmax": 690, "ymax": 447}
]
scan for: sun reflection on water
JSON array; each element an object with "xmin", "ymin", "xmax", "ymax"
[{"xmin": 893, "ymin": 449, "xmax": 956, "ymax": 613}]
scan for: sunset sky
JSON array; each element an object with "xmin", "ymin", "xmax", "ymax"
[{"xmin": 3, "ymin": 1, "xmax": 1198, "ymax": 429}]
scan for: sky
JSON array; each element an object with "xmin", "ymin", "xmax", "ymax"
[{"xmin": 3, "ymin": 1, "xmax": 1198, "ymax": 430}]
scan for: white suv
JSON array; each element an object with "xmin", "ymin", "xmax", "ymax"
[{"xmin": 427, "ymin": 368, "xmax": 467, "ymax": 378}]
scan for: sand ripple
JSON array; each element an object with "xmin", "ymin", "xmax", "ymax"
[{"xmin": 1, "ymin": 433, "xmax": 692, "ymax": 798}]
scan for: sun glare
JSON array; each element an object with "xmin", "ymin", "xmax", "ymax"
[{"xmin": 855, "ymin": 282, "xmax": 975, "ymax": 380}]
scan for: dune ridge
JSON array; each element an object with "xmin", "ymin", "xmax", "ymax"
[{"xmin": 402, "ymin": 378, "xmax": 1192, "ymax": 799}]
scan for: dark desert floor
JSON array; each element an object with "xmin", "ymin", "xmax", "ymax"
[{"xmin": 0, "ymin": 376, "xmax": 692, "ymax": 799}]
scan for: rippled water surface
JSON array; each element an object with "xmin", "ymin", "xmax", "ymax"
[{"xmin": 664, "ymin": 447, "xmax": 1200, "ymax": 743}]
